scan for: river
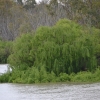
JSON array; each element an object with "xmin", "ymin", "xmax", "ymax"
[{"xmin": 0, "ymin": 64, "xmax": 100, "ymax": 100}]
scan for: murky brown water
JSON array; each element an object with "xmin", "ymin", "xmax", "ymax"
[{"xmin": 0, "ymin": 65, "xmax": 100, "ymax": 100}]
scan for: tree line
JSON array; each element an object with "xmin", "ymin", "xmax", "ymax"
[
  {"xmin": 0, "ymin": 0, "xmax": 100, "ymax": 83},
  {"xmin": 0, "ymin": 0, "xmax": 100, "ymax": 40}
]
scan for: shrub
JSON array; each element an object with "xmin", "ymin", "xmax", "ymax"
[{"xmin": 7, "ymin": 19, "xmax": 98, "ymax": 82}]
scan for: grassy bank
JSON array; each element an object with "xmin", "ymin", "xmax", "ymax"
[{"xmin": 0, "ymin": 67, "xmax": 100, "ymax": 84}]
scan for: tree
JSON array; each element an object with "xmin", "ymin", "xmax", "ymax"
[
  {"xmin": 8, "ymin": 19, "xmax": 97, "ymax": 75},
  {"xmin": 0, "ymin": 0, "xmax": 29, "ymax": 40},
  {"xmin": 23, "ymin": 0, "xmax": 36, "ymax": 9},
  {"xmin": 61, "ymin": 0, "xmax": 100, "ymax": 28},
  {"xmin": 0, "ymin": 40, "xmax": 12, "ymax": 63},
  {"xmin": 17, "ymin": 0, "xmax": 23, "ymax": 5},
  {"xmin": 0, "ymin": 0, "xmax": 14, "ymax": 40}
]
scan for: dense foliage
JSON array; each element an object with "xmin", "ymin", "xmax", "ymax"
[
  {"xmin": 0, "ymin": 19, "xmax": 100, "ymax": 83},
  {"xmin": 31, "ymin": 19, "xmax": 97, "ymax": 75},
  {"xmin": 0, "ymin": 0, "xmax": 100, "ymax": 40},
  {"xmin": 0, "ymin": 67, "xmax": 100, "ymax": 83},
  {"xmin": 8, "ymin": 19, "xmax": 98, "ymax": 74},
  {"xmin": 0, "ymin": 40, "xmax": 12, "ymax": 64},
  {"xmin": 0, "ymin": 0, "xmax": 100, "ymax": 84}
]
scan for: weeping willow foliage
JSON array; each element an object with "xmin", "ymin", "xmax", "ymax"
[
  {"xmin": 8, "ymin": 19, "xmax": 97, "ymax": 75},
  {"xmin": 0, "ymin": 40, "xmax": 12, "ymax": 63},
  {"xmin": 8, "ymin": 33, "xmax": 33, "ymax": 70},
  {"xmin": 30, "ymin": 19, "xmax": 97, "ymax": 75}
]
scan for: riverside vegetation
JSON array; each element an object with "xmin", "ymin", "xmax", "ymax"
[{"xmin": 0, "ymin": 19, "xmax": 100, "ymax": 83}]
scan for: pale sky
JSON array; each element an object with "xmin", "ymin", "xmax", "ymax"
[
  {"xmin": 22, "ymin": 0, "xmax": 43, "ymax": 4},
  {"xmin": 35, "ymin": 0, "xmax": 50, "ymax": 4},
  {"xmin": 36, "ymin": 0, "xmax": 42, "ymax": 3}
]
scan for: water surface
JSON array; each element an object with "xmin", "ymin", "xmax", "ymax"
[
  {"xmin": 0, "ymin": 64, "xmax": 100, "ymax": 100},
  {"xmin": 0, "ymin": 83, "xmax": 100, "ymax": 100},
  {"xmin": 0, "ymin": 64, "xmax": 8, "ymax": 74}
]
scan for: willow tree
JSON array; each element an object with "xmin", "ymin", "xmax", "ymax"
[
  {"xmin": 30, "ymin": 19, "xmax": 97, "ymax": 75},
  {"xmin": 8, "ymin": 19, "xmax": 97, "ymax": 75},
  {"xmin": 8, "ymin": 33, "xmax": 33, "ymax": 70},
  {"xmin": 0, "ymin": 40, "xmax": 12, "ymax": 64}
]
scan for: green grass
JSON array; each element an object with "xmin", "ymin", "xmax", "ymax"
[{"xmin": 0, "ymin": 68, "xmax": 100, "ymax": 84}]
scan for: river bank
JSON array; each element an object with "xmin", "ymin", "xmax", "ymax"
[{"xmin": 0, "ymin": 64, "xmax": 100, "ymax": 84}]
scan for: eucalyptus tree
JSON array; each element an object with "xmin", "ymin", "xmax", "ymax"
[
  {"xmin": 59, "ymin": 0, "xmax": 100, "ymax": 28},
  {"xmin": 0, "ymin": 0, "xmax": 14, "ymax": 40},
  {"xmin": 17, "ymin": 0, "xmax": 23, "ymax": 5},
  {"xmin": 0, "ymin": 0, "xmax": 30, "ymax": 40},
  {"xmin": 23, "ymin": 0, "xmax": 37, "ymax": 9}
]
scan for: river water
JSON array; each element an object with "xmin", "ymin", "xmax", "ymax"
[
  {"xmin": 0, "ymin": 64, "xmax": 9, "ymax": 74},
  {"xmin": 0, "ymin": 65, "xmax": 100, "ymax": 100}
]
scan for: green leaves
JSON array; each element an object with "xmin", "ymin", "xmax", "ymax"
[
  {"xmin": 8, "ymin": 33, "xmax": 33, "ymax": 70},
  {"xmin": 30, "ymin": 19, "xmax": 97, "ymax": 74},
  {"xmin": 8, "ymin": 19, "xmax": 97, "ymax": 75},
  {"xmin": 0, "ymin": 40, "xmax": 12, "ymax": 63}
]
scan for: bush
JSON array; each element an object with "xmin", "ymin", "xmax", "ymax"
[
  {"xmin": 0, "ymin": 40, "xmax": 12, "ymax": 63},
  {"xmin": 8, "ymin": 33, "xmax": 33, "ymax": 70},
  {"xmin": 59, "ymin": 73, "xmax": 70, "ymax": 82},
  {"xmin": 0, "ymin": 73, "xmax": 10, "ymax": 83},
  {"xmin": 6, "ymin": 19, "xmax": 100, "ymax": 83}
]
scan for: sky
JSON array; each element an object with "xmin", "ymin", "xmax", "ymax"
[
  {"xmin": 22, "ymin": 0, "xmax": 43, "ymax": 4},
  {"xmin": 36, "ymin": 0, "xmax": 42, "ymax": 3}
]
